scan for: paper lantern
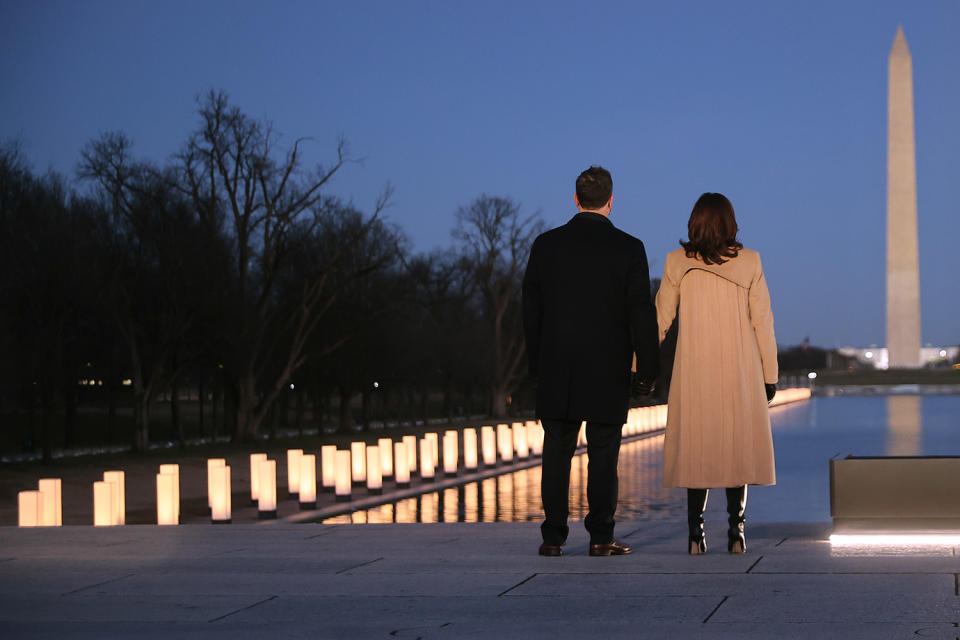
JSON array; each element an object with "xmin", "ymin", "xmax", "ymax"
[
  {"xmin": 103, "ymin": 470, "xmax": 125, "ymax": 525},
  {"xmin": 320, "ymin": 445, "xmax": 337, "ymax": 492},
  {"xmin": 442, "ymin": 431, "xmax": 458, "ymax": 476},
  {"xmin": 210, "ymin": 465, "xmax": 231, "ymax": 524},
  {"xmin": 156, "ymin": 473, "xmax": 178, "ymax": 525},
  {"xmin": 497, "ymin": 424, "xmax": 513, "ymax": 462},
  {"xmin": 93, "ymin": 481, "xmax": 115, "ymax": 526},
  {"xmin": 394, "ymin": 442, "xmax": 410, "ymax": 487},
  {"xmin": 366, "ymin": 446, "xmax": 383, "ymax": 494},
  {"xmin": 249, "ymin": 453, "xmax": 267, "ymax": 503},
  {"xmin": 463, "ymin": 428, "xmax": 478, "ymax": 470},
  {"xmin": 299, "ymin": 454, "xmax": 317, "ymax": 509},
  {"xmin": 464, "ymin": 482, "xmax": 479, "ymax": 523},
  {"xmin": 425, "ymin": 433, "xmax": 439, "ymax": 470},
  {"xmin": 206, "ymin": 458, "xmax": 225, "ymax": 509},
  {"xmin": 37, "ymin": 478, "xmax": 62, "ymax": 526},
  {"xmin": 378, "ymin": 437, "xmax": 394, "ymax": 477},
  {"xmin": 258, "ymin": 459, "xmax": 277, "ymax": 518},
  {"xmin": 420, "ymin": 438, "xmax": 435, "ymax": 481},
  {"xmin": 335, "ymin": 450, "xmax": 352, "ymax": 502},
  {"xmin": 513, "ymin": 422, "xmax": 529, "ymax": 459},
  {"xmin": 481, "ymin": 426, "xmax": 497, "ymax": 467},
  {"xmin": 351, "ymin": 442, "xmax": 366, "ymax": 485},
  {"xmin": 287, "ymin": 449, "xmax": 303, "ymax": 495},
  {"xmin": 577, "ymin": 422, "xmax": 587, "ymax": 448},
  {"xmin": 18, "ymin": 490, "xmax": 42, "ymax": 527},
  {"xmin": 527, "ymin": 421, "xmax": 544, "ymax": 456},
  {"xmin": 402, "ymin": 435, "xmax": 418, "ymax": 473},
  {"xmin": 158, "ymin": 464, "xmax": 180, "ymax": 524}
]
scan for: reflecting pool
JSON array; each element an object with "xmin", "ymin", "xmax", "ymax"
[{"xmin": 323, "ymin": 395, "xmax": 960, "ymax": 524}]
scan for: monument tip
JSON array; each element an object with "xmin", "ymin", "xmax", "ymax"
[{"xmin": 891, "ymin": 25, "xmax": 910, "ymax": 56}]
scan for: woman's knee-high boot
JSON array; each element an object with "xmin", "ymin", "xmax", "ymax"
[
  {"xmin": 687, "ymin": 489, "xmax": 708, "ymax": 555},
  {"xmin": 726, "ymin": 485, "xmax": 747, "ymax": 554}
]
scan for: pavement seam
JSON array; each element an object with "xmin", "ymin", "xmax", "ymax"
[
  {"xmin": 60, "ymin": 573, "xmax": 135, "ymax": 596},
  {"xmin": 498, "ymin": 573, "xmax": 537, "ymax": 597},
  {"xmin": 304, "ymin": 525, "xmax": 343, "ymax": 539},
  {"xmin": 701, "ymin": 595, "xmax": 729, "ymax": 624},
  {"xmin": 208, "ymin": 595, "xmax": 277, "ymax": 623},
  {"xmin": 954, "ymin": 574, "xmax": 958, "ymax": 596},
  {"xmin": 336, "ymin": 557, "xmax": 384, "ymax": 574},
  {"xmin": 745, "ymin": 556, "xmax": 763, "ymax": 573},
  {"xmin": 775, "ymin": 537, "xmax": 788, "ymax": 547}
]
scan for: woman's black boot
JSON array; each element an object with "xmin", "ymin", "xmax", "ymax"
[
  {"xmin": 726, "ymin": 485, "xmax": 747, "ymax": 554},
  {"xmin": 687, "ymin": 489, "xmax": 708, "ymax": 555}
]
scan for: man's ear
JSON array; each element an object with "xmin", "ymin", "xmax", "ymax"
[
  {"xmin": 607, "ymin": 195, "xmax": 614, "ymax": 210},
  {"xmin": 574, "ymin": 193, "xmax": 581, "ymax": 209}
]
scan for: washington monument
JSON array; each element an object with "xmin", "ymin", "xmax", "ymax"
[{"xmin": 886, "ymin": 26, "xmax": 921, "ymax": 368}]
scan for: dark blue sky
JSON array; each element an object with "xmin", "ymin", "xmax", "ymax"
[{"xmin": 1, "ymin": 1, "xmax": 957, "ymax": 348}]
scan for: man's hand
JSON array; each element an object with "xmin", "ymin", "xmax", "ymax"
[
  {"xmin": 765, "ymin": 383, "xmax": 777, "ymax": 403},
  {"xmin": 631, "ymin": 374, "xmax": 655, "ymax": 397}
]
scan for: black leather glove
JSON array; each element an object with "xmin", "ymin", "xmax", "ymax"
[
  {"xmin": 631, "ymin": 373, "xmax": 655, "ymax": 397},
  {"xmin": 765, "ymin": 383, "xmax": 777, "ymax": 403}
]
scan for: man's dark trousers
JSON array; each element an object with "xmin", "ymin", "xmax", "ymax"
[{"xmin": 540, "ymin": 418, "xmax": 623, "ymax": 546}]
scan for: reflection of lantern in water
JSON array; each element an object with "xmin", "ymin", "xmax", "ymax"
[
  {"xmin": 515, "ymin": 468, "xmax": 529, "ymax": 514},
  {"xmin": 103, "ymin": 471, "xmax": 125, "ymax": 525},
  {"xmin": 481, "ymin": 477, "xmax": 497, "ymax": 522},
  {"xmin": 420, "ymin": 439, "xmax": 435, "ymax": 481},
  {"xmin": 443, "ymin": 431, "xmax": 459, "ymax": 476},
  {"xmin": 402, "ymin": 435, "xmax": 418, "ymax": 473},
  {"xmin": 463, "ymin": 428, "xmax": 478, "ymax": 470},
  {"xmin": 378, "ymin": 438, "xmax": 394, "ymax": 477},
  {"xmin": 299, "ymin": 454, "xmax": 317, "ymax": 508},
  {"xmin": 350, "ymin": 442, "xmax": 366, "ymax": 485},
  {"xmin": 351, "ymin": 510, "xmax": 368, "ymax": 524},
  {"xmin": 258, "ymin": 459, "xmax": 277, "ymax": 518},
  {"xmin": 497, "ymin": 424, "xmax": 513, "ymax": 462},
  {"xmin": 320, "ymin": 446, "xmax": 337, "ymax": 492},
  {"xmin": 513, "ymin": 422, "xmax": 529, "ymax": 459},
  {"xmin": 394, "ymin": 442, "xmax": 411, "ymax": 487},
  {"xmin": 250, "ymin": 453, "xmax": 267, "ymax": 503},
  {"xmin": 498, "ymin": 473, "xmax": 515, "ymax": 521},
  {"xmin": 156, "ymin": 473, "xmax": 178, "ymax": 526},
  {"xmin": 443, "ymin": 487, "xmax": 458, "ymax": 522},
  {"xmin": 366, "ymin": 446, "xmax": 382, "ymax": 494},
  {"xmin": 158, "ymin": 464, "xmax": 180, "ymax": 524},
  {"xmin": 18, "ymin": 491, "xmax": 42, "ymax": 527},
  {"xmin": 396, "ymin": 497, "xmax": 416, "ymax": 523},
  {"xmin": 210, "ymin": 464, "xmax": 231, "ymax": 524},
  {"xmin": 421, "ymin": 492, "xmax": 438, "ymax": 523},
  {"xmin": 481, "ymin": 426, "xmax": 497, "ymax": 466},
  {"xmin": 335, "ymin": 450, "xmax": 352, "ymax": 502},
  {"xmin": 464, "ymin": 482, "xmax": 479, "ymax": 523},
  {"xmin": 286, "ymin": 450, "xmax": 302, "ymax": 495},
  {"xmin": 37, "ymin": 478, "xmax": 61, "ymax": 526}
]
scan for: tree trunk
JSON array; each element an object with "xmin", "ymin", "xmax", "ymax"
[
  {"xmin": 197, "ymin": 378, "xmax": 205, "ymax": 440},
  {"xmin": 63, "ymin": 380, "xmax": 77, "ymax": 450},
  {"xmin": 39, "ymin": 383, "xmax": 53, "ymax": 464},
  {"xmin": 107, "ymin": 348, "xmax": 117, "ymax": 444},
  {"xmin": 361, "ymin": 389, "xmax": 370, "ymax": 430},
  {"xmin": 295, "ymin": 389, "xmax": 304, "ymax": 436},
  {"xmin": 132, "ymin": 388, "xmax": 151, "ymax": 452},
  {"xmin": 491, "ymin": 387, "xmax": 508, "ymax": 419},
  {"xmin": 338, "ymin": 386, "xmax": 353, "ymax": 433},
  {"xmin": 169, "ymin": 377, "xmax": 181, "ymax": 445}
]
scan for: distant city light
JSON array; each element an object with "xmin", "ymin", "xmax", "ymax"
[
  {"xmin": 289, "ymin": 383, "xmax": 295, "ymax": 390},
  {"xmin": 865, "ymin": 351, "xmax": 873, "ymax": 359},
  {"xmin": 807, "ymin": 372, "xmax": 818, "ymax": 380},
  {"xmin": 122, "ymin": 379, "xmax": 132, "ymax": 387},
  {"xmin": 939, "ymin": 349, "xmax": 947, "ymax": 357},
  {"xmin": 373, "ymin": 381, "xmax": 380, "ymax": 389}
]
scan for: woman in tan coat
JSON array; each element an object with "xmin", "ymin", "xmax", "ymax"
[{"xmin": 656, "ymin": 193, "xmax": 778, "ymax": 555}]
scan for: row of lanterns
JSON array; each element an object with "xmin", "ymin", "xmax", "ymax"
[{"xmin": 17, "ymin": 403, "xmax": 680, "ymax": 527}]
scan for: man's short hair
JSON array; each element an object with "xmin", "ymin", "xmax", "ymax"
[{"xmin": 575, "ymin": 166, "xmax": 613, "ymax": 209}]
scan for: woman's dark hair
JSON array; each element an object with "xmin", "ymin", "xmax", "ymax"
[{"xmin": 680, "ymin": 193, "xmax": 743, "ymax": 265}]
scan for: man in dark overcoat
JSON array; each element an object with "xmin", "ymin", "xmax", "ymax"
[{"xmin": 522, "ymin": 165, "xmax": 659, "ymax": 556}]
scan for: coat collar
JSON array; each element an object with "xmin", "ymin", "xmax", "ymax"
[{"xmin": 570, "ymin": 211, "xmax": 613, "ymax": 226}]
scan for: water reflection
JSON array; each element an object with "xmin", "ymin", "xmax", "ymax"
[
  {"xmin": 886, "ymin": 395, "xmax": 922, "ymax": 456},
  {"xmin": 324, "ymin": 433, "xmax": 683, "ymax": 524}
]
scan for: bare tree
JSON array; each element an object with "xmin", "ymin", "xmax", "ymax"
[
  {"xmin": 176, "ymin": 90, "xmax": 389, "ymax": 441},
  {"xmin": 454, "ymin": 195, "xmax": 543, "ymax": 417}
]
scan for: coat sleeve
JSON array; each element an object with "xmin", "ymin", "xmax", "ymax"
[
  {"xmin": 627, "ymin": 240, "xmax": 660, "ymax": 382},
  {"xmin": 655, "ymin": 254, "xmax": 679, "ymax": 344},
  {"xmin": 521, "ymin": 237, "xmax": 542, "ymax": 377},
  {"xmin": 748, "ymin": 254, "xmax": 778, "ymax": 384}
]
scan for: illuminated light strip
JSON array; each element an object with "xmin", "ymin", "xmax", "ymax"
[{"xmin": 829, "ymin": 533, "xmax": 960, "ymax": 546}]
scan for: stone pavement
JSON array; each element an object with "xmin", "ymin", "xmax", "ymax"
[{"xmin": 1, "ymin": 519, "xmax": 958, "ymax": 639}]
